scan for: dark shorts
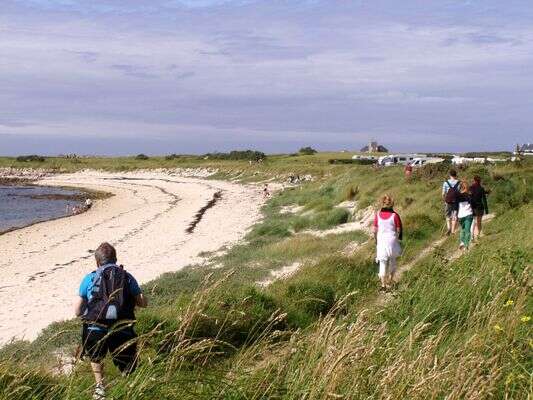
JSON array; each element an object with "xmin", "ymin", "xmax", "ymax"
[
  {"xmin": 444, "ymin": 203, "xmax": 458, "ymax": 219},
  {"xmin": 82, "ymin": 325, "xmax": 138, "ymax": 374},
  {"xmin": 472, "ymin": 207, "xmax": 485, "ymax": 217}
]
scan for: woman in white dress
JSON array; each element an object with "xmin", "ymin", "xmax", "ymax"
[{"xmin": 373, "ymin": 195, "xmax": 403, "ymax": 291}]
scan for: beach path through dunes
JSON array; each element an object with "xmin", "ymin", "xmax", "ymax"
[{"xmin": 0, "ymin": 171, "xmax": 264, "ymax": 344}]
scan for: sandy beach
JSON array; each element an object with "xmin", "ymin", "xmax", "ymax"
[{"xmin": 0, "ymin": 170, "xmax": 264, "ymax": 344}]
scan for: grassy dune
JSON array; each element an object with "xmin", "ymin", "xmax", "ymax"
[{"xmin": 0, "ymin": 156, "xmax": 531, "ymax": 399}]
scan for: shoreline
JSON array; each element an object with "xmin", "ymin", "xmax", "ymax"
[
  {"xmin": 0, "ymin": 170, "xmax": 265, "ymax": 344},
  {"xmin": 0, "ymin": 184, "xmax": 114, "ymax": 236}
]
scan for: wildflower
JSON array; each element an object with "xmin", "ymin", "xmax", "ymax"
[
  {"xmin": 493, "ymin": 324, "xmax": 503, "ymax": 332},
  {"xmin": 504, "ymin": 299, "xmax": 514, "ymax": 307},
  {"xmin": 520, "ymin": 315, "xmax": 531, "ymax": 323}
]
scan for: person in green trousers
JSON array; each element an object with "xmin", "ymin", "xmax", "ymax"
[{"xmin": 457, "ymin": 181, "xmax": 474, "ymax": 250}]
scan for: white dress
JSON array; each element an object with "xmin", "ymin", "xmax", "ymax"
[{"xmin": 376, "ymin": 213, "xmax": 402, "ymax": 262}]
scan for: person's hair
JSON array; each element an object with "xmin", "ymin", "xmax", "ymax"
[
  {"xmin": 473, "ymin": 175, "xmax": 481, "ymax": 184},
  {"xmin": 94, "ymin": 242, "xmax": 117, "ymax": 266},
  {"xmin": 381, "ymin": 194, "xmax": 394, "ymax": 208},
  {"xmin": 449, "ymin": 169, "xmax": 457, "ymax": 178},
  {"xmin": 459, "ymin": 180, "xmax": 469, "ymax": 194}
]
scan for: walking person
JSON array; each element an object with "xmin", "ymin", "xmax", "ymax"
[
  {"xmin": 374, "ymin": 195, "xmax": 403, "ymax": 291},
  {"xmin": 74, "ymin": 242, "xmax": 148, "ymax": 400},
  {"xmin": 457, "ymin": 181, "xmax": 474, "ymax": 250},
  {"xmin": 469, "ymin": 175, "xmax": 489, "ymax": 241},
  {"xmin": 442, "ymin": 169, "xmax": 460, "ymax": 235},
  {"xmin": 404, "ymin": 162, "xmax": 413, "ymax": 181}
]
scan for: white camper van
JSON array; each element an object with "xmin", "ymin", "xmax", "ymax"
[
  {"xmin": 411, "ymin": 157, "xmax": 445, "ymax": 167},
  {"xmin": 378, "ymin": 154, "xmax": 427, "ymax": 166}
]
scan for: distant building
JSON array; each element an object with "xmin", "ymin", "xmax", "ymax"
[
  {"xmin": 360, "ymin": 141, "xmax": 388, "ymax": 153},
  {"xmin": 515, "ymin": 143, "xmax": 533, "ymax": 156}
]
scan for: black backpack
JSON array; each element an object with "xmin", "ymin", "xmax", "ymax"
[
  {"xmin": 83, "ymin": 265, "xmax": 127, "ymax": 326},
  {"xmin": 444, "ymin": 181, "xmax": 460, "ymax": 204}
]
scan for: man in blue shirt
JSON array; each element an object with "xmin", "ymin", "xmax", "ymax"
[
  {"xmin": 74, "ymin": 242, "xmax": 147, "ymax": 400},
  {"xmin": 442, "ymin": 169, "xmax": 460, "ymax": 235}
]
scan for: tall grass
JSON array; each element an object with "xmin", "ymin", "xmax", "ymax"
[{"xmin": 0, "ymin": 157, "xmax": 531, "ymax": 399}]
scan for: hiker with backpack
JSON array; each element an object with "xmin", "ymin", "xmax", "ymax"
[
  {"xmin": 374, "ymin": 194, "xmax": 403, "ymax": 291},
  {"xmin": 74, "ymin": 242, "xmax": 147, "ymax": 400},
  {"xmin": 442, "ymin": 169, "xmax": 460, "ymax": 235}
]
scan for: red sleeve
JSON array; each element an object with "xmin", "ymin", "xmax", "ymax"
[
  {"xmin": 393, "ymin": 213, "xmax": 402, "ymax": 229},
  {"xmin": 373, "ymin": 213, "xmax": 378, "ymax": 228}
]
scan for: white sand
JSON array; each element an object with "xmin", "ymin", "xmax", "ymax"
[
  {"xmin": 257, "ymin": 262, "xmax": 302, "ymax": 287},
  {"xmin": 0, "ymin": 171, "xmax": 265, "ymax": 344}
]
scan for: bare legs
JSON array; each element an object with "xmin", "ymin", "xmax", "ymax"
[
  {"xmin": 473, "ymin": 215, "xmax": 483, "ymax": 240},
  {"xmin": 446, "ymin": 216, "xmax": 458, "ymax": 235},
  {"xmin": 91, "ymin": 363, "xmax": 106, "ymax": 399},
  {"xmin": 378, "ymin": 258, "xmax": 397, "ymax": 290}
]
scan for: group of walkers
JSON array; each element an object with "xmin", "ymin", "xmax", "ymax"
[
  {"xmin": 373, "ymin": 168, "xmax": 489, "ymax": 291},
  {"xmin": 75, "ymin": 169, "xmax": 490, "ymax": 398},
  {"xmin": 442, "ymin": 169, "xmax": 489, "ymax": 248}
]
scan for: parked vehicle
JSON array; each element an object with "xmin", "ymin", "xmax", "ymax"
[
  {"xmin": 411, "ymin": 157, "xmax": 445, "ymax": 167},
  {"xmin": 377, "ymin": 154, "xmax": 427, "ymax": 166},
  {"xmin": 352, "ymin": 155, "xmax": 377, "ymax": 161}
]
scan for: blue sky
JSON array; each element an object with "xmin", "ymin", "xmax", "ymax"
[{"xmin": 1, "ymin": 0, "xmax": 532, "ymax": 155}]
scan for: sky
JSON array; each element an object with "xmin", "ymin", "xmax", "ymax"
[{"xmin": 1, "ymin": 0, "xmax": 532, "ymax": 155}]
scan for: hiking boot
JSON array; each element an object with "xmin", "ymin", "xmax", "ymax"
[{"xmin": 93, "ymin": 383, "xmax": 106, "ymax": 400}]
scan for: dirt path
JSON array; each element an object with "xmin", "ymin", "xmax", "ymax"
[{"xmin": 372, "ymin": 213, "xmax": 496, "ymax": 307}]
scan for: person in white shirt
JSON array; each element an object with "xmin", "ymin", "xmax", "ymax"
[{"xmin": 456, "ymin": 181, "xmax": 474, "ymax": 250}]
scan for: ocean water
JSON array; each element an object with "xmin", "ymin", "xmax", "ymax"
[{"xmin": 0, "ymin": 186, "xmax": 83, "ymax": 233}]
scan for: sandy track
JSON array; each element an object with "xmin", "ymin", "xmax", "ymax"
[{"xmin": 0, "ymin": 171, "xmax": 264, "ymax": 344}]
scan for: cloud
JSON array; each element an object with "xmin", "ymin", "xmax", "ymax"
[
  {"xmin": 1, "ymin": 0, "xmax": 532, "ymax": 154},
  {"xmin": 109, "ymin": 64, "xmax": 158, "ymax": 79}
]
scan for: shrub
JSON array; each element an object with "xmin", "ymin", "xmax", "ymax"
[
  {"xmin": 341, "ymin": 185, "xmax": 359, "ymax": 201},
  {"xmin": 312, "ymin": 208, "xmax": 350, "ymax": 229},
  {"xmin": 299, "ymin": 147, "xmax": 318, "ymax": 155},
  {"xmin": 204, "ymin": 150, "xmax": 266, "ymax": 161},
  {"xmin": 250, "ymin": 220, "xmax": 291, "ymax": 239},
  {"xmin": 16, "ymin": 155, "xmax": 45, "ymax": 162},
  {"xmin": 286, "ymin": 281, "xmax": 335, "ymax": 317},
  {"xmin": 414, "ymin": 161, "xmax": 452, "ymax": 180},
  {"xmin": 328, "ymin": 159, "xmax": 374, "ymax": 165},
  {"xmin": 404, "ymin": 213, "xmax": 438, "ymax": 240},
  {"xmin": 165, "ymin": 154, "xmax": 180, "ymax": 160},
  {"xmin": 135, "ymin": 154, "xmax": 149, "ymax": 160}
]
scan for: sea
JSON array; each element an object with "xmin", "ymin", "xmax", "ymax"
[{"xmin": 0, "ymin": 185, "xmax": 84, "ymax": 233}]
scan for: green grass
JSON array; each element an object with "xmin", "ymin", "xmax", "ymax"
[{"xmin": 0, "ymin": 155, "xmax": 531, "ymax": 399}]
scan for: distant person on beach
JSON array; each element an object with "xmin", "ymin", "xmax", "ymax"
[
  {"xmin": 263, "ymin": 184, "xmax": 270, "ymax": 198},
  {"xmin": 374, "ymin": 195, "xmax": 403, "ymax": 291},
  {"xmin": 74, "ymin": 242, "xmax": 147, "ymax": 400},
  {"xmin": 469, "ymin": 175, "xmax": 489, "ymax": 241},
  {"xmin": 457, "ymin": 181, "xmax": 474, "ymax": 250},
  {"xmin": 85, "ymin": 198, "xmax": 93, "ymax": 210},
  {"xmin": 442, "ymin": 169, "xmax": 460, "ymax": 235}
]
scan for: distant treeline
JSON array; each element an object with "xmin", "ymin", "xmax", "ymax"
[
  {"xmin": 204, "ymin": 150, "xmax": 266, "ymax": 161},
  {"xmin": 462, "ymin": 152, "xmax": 512, "ymax": 158},
  {"xmin": 328, "ymin": 158, "xmax": 375, "ymax": 165},
  {"xmin": 16, "ymin": 155, "xmax": 46, "ymax": 162}
]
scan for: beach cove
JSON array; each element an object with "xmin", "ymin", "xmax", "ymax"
[{"xmin": 0, "ymin": 170, "xmax": 265, "ymax": 344}]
